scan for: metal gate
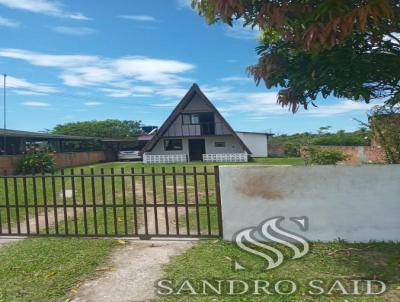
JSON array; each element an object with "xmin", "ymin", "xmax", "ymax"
[{"xmin": 0, "ymin": 166, "xmax": 222, "ymax": 239}]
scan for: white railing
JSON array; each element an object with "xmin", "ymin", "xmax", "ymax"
[
  {"xmin": 142, "ymin": 153, "xmax": 188, "ymax": 164},
  {"xmin": 202, "ymin": 153, "xmax": 248, "ymax": 163}
]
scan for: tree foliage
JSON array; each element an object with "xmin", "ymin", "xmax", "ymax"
[
  {"xmin": 53, "ymin": 120, "xmax": 142, "ymax": 138},
  {"xmin": 369, "ymin": 105, "xmax": 400, "ymax": 163},
  {"xmin": 16, "ymin": 148, "xmax": 55, "ymax": 174},
  {"xmin": 269, "ymin": 127, "xmax": 370, "ymax": 148},
  {"xmin": 302, "ymin": 146, "xmax": 349, "ymax": 165},
  {"xmin": 194, "ymin": 0, "xmax": 400, "ymax": 112}
]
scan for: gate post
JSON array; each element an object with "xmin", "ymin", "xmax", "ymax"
[{"xmin": 214, "ymin": 166, "xmax": 223, "ymax": 237}]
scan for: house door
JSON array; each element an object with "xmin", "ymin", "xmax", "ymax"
[{"xmin": 188, "ymin": 139, "xmax": 206, "ymax": 161}]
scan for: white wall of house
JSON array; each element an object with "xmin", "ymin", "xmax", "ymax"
[
  {"xmin": 236, "ymin": 132, "xmax": 268, "ymax": 157},
  {"xmin": 146, "ymin": 135, "xmax": 245, "ymax": 157},
  {"xmin": 205, "ymin": 136, "xmax": 244, "ymax": 154}
]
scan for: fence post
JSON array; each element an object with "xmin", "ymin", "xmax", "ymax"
[{"xmin": 214, "ymin": 165, "xmax": 223, "ymax": 238}]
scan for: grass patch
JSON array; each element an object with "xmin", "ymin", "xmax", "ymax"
[
  {"xmin": 0, "ymin": 238, "xmax": 117, "ymax": 302},
  {"xmin": 157, "ymin": 240, "xmax": 400, "ymax": 301}
]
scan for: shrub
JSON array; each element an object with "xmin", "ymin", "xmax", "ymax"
[
  {"xmin": 284, "ymin": 142, "xmax": 301, "ymax": 157},
  {"xmin": 369, "ymin": 105, "xmax": 400, "ymax": 164},
  {"xmin": 16, "ymin": 152, "xmax": 55, "ymax": 174},
  {"xmin": 302, "ymin": 147, "xmax": 349, "ymax": 165}
]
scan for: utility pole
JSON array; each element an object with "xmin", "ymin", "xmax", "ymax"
[{"xmin": 3, "ymin": 74, "xmax": 6, "ymax": 155}]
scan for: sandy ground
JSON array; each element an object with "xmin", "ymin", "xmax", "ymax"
[{"xmin": 70, "ymin": 240, "xmax": 193, "ymax": 302}]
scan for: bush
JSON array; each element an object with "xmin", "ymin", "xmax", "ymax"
[
  {"xmin": 284, "ymin": 142, "xmax": 301, "ymax": 157},
  {"xmin": 302, "ymin": 147, "xmax": 349, "ymax": 165},
  {"xmin": 16, "ymin": 152, "xmax": 55, "ymax": 174}
]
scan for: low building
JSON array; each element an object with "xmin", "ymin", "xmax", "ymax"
[{"xmin": 236, "ymin": 131, "xmax": 273, "ymax": 157}]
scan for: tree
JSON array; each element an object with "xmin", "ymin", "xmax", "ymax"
[
  {"xmin": 53, "ymin": 120, "xmax": 142, "ymax": 138},
  {"xmin": 369, "ymin": 105, "xmax": 400, "ymax": 163},
  {"xmin": 318, "ymin": 126, "xmax": 332, "ymax": 134},
  {"xmin": 194, "ymin": 0, "xmax": 400, "ymax": 112}
]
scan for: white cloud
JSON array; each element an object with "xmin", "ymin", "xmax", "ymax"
[
  {"xmin": 0, "ymin": 0, "xmax": 90, "ymax": 20},
  {"xmin": 220, "ymin": 76, "xmax": 251, "ymax": 82},
  {"xmin": 152, "ymin": 102, "xmax": 179, "ymax": 107},
  {"xmin": 118, "ymin": 15, "xmax": 156, "ymax": 22},
  {"xmin": 305, "ymin": 101, "xmax": 382, "ymax": 117},
  {"xmin": 217, "ymin": 90, "xmax": 382, "ymax": 117},
  {"xmin": 6, "ymin": 75, "xmax": 58, "ymax": 95},
  {"xmin": 22, "ymin": 101, "xmax": 50, "ymax": 107},
  {"xmin": 114, "ymin": 56, "xmax": 194, "ymax": 85},
  {"xmin": 224, "ymin": 19, "xmax": 260, "ymax": 40},
  {"xmin": 52, "ymin": 26, "xmax": 95, "ymax": 36},
  {"xmin": 176, "ymin": 0, "xmax": 192, "ymax": 9},
  {"xmin": 0, "ymin": 48, "xmax": 98, "ymax": 67},
  {"xmin": 100, "ymin": 88, "xmax": 132, "ymax": 98},
  {"xmin": 0, "ymin": 16, "xmax": 19, "ymax": 27},
  {"xmin": 83, "ymin": 102, "xmax": 101, "ymax": 106},
  {"xmin": 0, "ymin": 48, "xmax": 196, "ymax": 88}
]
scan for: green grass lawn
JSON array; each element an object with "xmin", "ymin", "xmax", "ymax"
[
  {"xmin": 0, "ymin": 238, "xmax": 117, "ymax": 302},
  {"xmin": 156, "ymin": 240, "xmax": 400, "ymax": 301}
]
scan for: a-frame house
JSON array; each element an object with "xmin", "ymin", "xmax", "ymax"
[{"xmin": 142, "ymin": 84, "xmax": 251, "ymax": 163}]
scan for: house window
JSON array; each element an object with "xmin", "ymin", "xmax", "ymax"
[
  {"xmin": 191, "ymin": 114, "xmax": 199, "ymax": 124},
  {"xmin": 182, "ymin": 113, "xmax": 200, "ymax": 124},
  {"xmin": 182, "ymin": 114, "xmax": 191, "ymax": 124},
  {"xmin": 164, "ymin": 139, "xmax": 183, "ymax": 151},
  {"xmin": 214, "ymin": 142, "xmax": 226, "ymax": 148}
]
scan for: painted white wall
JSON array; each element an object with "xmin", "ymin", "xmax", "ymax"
[
  {"xmin": 205, "ymin": 136, "xmax": 244, "ymax": 154},
  {"xmin": 236, "ymin": 132, "xmax": 268, "ymax": 157},
  {"xmin": 220, "ymin": 165, "xmax": 400, "ymax": 242},
  {"xmin": 147, "ymin": 136, "xmax": 245, "ymax": 157}
]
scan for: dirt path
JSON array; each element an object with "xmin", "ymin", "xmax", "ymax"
[
  {"xmin": 70, "ymin": 207, "xmax": 195, "ymax": 302},
  {"xmin": 70, "ymin": 240, "xmax": 193, "ymax": 302}
]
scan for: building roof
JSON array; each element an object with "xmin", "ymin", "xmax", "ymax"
[
  {"xmin": 0, "ymin": 128, "xmax": 144, "ymax": 142},
  {"xmin": 236, "ymin": 131, "xmax": 274, "ymax": 136},
  {"xmin": 0, "ymin": 128, "xmax": 104, "ymax": 141},
  {"xmin": 142, "ymin": 83, "xmax": 251, "ymax": 154}
]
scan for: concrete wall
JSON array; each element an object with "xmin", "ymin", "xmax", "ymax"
[
  {"xmin": 236, "ymin": 132, "xmax": 268, "ymax": 157},
  {"xmin": 220, "ymin": 165, "xmax": 400, "ymax": 242},
  {"xmin": 0, "ymin": 151, "xmax": 106, "ymax": 174}
]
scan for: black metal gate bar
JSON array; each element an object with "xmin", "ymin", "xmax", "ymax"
[{"xmin": 0, "ymin": 166, "xmax": 222, "ymax": 239}]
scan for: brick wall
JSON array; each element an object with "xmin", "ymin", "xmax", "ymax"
[
  {"xmin": 0, "ymin": 151, "xmax": 107, "ymax": 174},
  {"xmin": 53, "ymin": 151, "xmax": 106, "ymax": 168},
  {"xmin": 312, "ymin": 146, "xmax": 386, "ymax": 165},
  {"xmin": 268, "ymin": 144, "xmax": 286, "ymax": 156}
]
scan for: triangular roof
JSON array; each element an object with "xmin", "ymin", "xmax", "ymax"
[{"xmin": 142, "ymin": 83, "xmax": 251, "ymax": 153}]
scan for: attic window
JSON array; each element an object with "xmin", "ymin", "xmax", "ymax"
[
  {"xmin": 182, "ymin": 113, "xmax": 200, "ymax": 124},
  {"xmin": 164, "ymin": 139, "xmax": 183, "ymax": 151},
  {"xmin": 191, "ymin": 114, "xmax": 199, "ymax": 124}
]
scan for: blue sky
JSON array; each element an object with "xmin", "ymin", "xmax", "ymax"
[{"xmin": 0, "ymin": 0, "xmax": 380, "ymax": 135}]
